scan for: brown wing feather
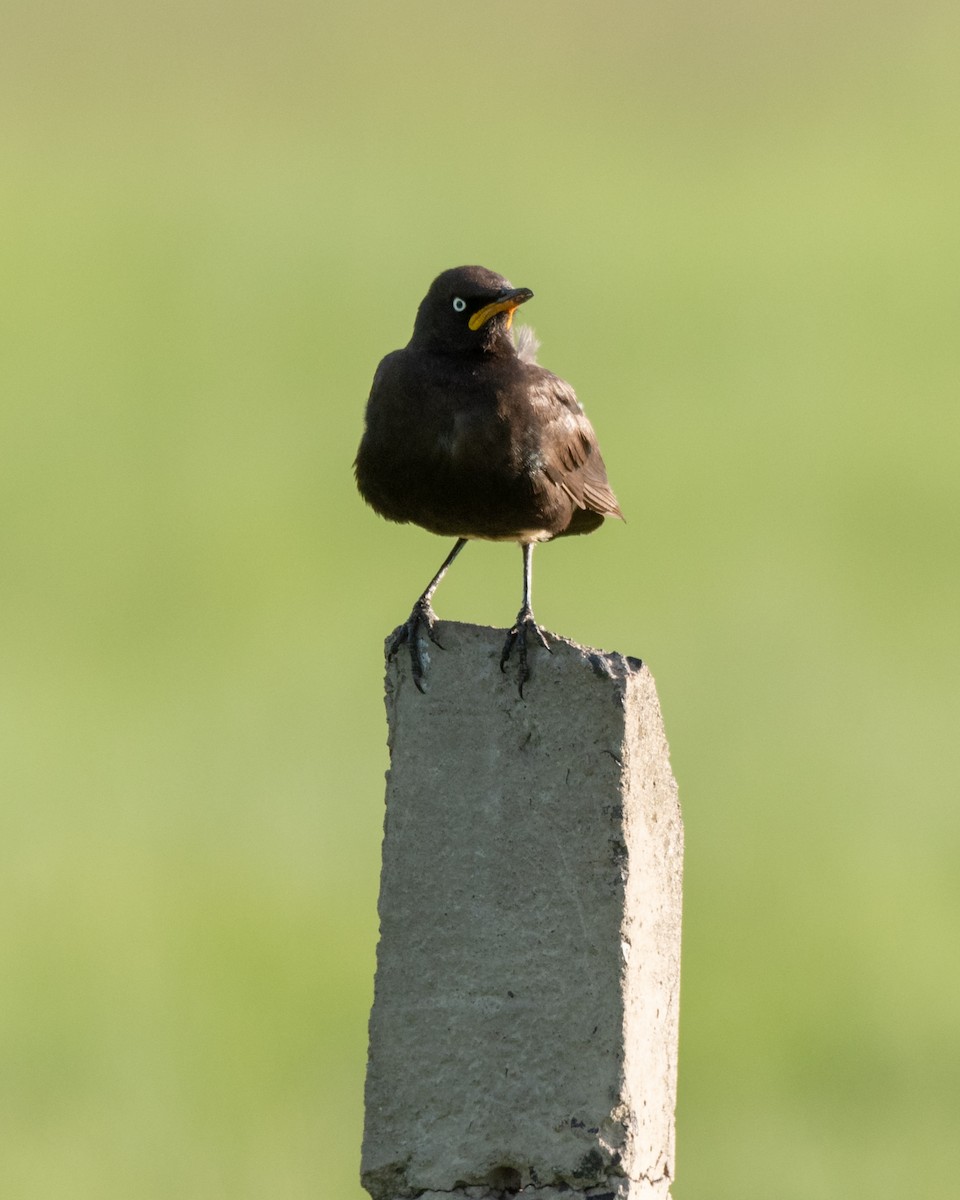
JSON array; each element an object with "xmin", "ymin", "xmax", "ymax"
[{"xmin": 534, "ymin": 377, "xmax": 623, "ymax": 525}]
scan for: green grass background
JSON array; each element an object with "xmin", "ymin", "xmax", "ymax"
[{"xmin": 3, "ymin": 1, "xmax": 959, "ymax": 1195}]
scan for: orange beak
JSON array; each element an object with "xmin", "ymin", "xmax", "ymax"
[{"xmin": 468, "ymin": 287, "xmax": 534, "ymax": 332}]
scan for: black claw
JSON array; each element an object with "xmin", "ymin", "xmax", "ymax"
[
  {"xmin": 500, "ymin": 608, "xmax": 551, "ymax": 696},
  {"xmin": 388, "ymin": 599, "xmax": 444, "ymax": 691},
  {"xmin": 587, "ymin": 652, "xmax": 616, "ymax": 680}
]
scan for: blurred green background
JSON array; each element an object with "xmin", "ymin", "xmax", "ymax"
[{"xmin": 3, "ymin": 1, "xmax": 959, "ymax": 1195}]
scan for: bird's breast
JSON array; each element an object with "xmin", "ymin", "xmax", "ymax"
[{"xmin": 356, "ymin": 351, "xmax": 583, "ymax": 540}]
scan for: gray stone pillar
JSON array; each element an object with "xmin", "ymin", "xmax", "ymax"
[{"xmin": 361, "ymin": 621, "xmax": 683, "ymax": 1199}]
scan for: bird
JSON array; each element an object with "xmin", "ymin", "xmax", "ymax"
[{"xmin": 354, "ymin": 265, "xmax": 622, "ymax": 695}]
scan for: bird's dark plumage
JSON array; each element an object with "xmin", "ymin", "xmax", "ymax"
[{"xmin": 355, "ymin": 265, "xmax": 622, "ymax": 693}]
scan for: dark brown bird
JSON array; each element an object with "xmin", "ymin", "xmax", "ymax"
[{"xmin": 354, "ymin": 265, "xmax": 622, "ymax": 694}]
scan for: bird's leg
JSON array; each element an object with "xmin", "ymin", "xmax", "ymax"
[
  {"xmin": 388, "ymin": 538, "xmax": 468, "ymax": 692},
  {"xmin": 500, "ymin": 542, "xmax": 551, "ymax": 696}
]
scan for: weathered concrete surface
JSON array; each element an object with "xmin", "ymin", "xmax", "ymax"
[{"xmin": 361, "ymin": 622, "xmax": 683, "ymax": 1200}]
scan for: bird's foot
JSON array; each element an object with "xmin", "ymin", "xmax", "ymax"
[
  {"xmin": 500, "ymin": 606, "xmax": 551, "ymax": 697},
  {"xmin": 388, "ymin": 598, "xmax": 445, "ymax": 692}
]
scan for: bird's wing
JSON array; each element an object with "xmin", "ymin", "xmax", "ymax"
[{"xmin": 535, "ymin": 376, "xmax": 623, "ymax": 520}]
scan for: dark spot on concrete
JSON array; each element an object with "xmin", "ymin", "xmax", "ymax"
[
  {"xmin": 571, "ymin": 1147, "xmax": 606, "ymax": 1183},
  {"xmin": 487, "ymin": 1164, "xmax": 522, "ymax": 1191}
]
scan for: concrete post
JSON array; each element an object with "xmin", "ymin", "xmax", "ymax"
[{"xmin": 361, "ymin": 621, "xmax": 683, "ymax": 1200}]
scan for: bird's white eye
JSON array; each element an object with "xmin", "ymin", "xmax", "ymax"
[{"xmin": 452, "ymin": 297, "xmax": 467, "ymax": 313}]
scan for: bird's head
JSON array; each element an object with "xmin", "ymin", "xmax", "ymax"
[{"xmin": 410, "ymin": 265, "xmax": 534, "ymax": 356}]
